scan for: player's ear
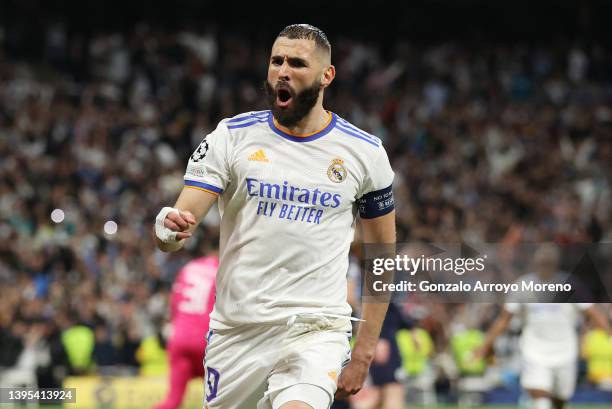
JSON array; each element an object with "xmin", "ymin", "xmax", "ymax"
[{"xmin": 321, "ymin": 64, "xmax": 335, "ymax": 89}]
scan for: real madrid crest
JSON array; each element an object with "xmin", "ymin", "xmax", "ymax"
[{"xmin": 327, "ymin": 158, "xmax": 347, "ymax": 183}]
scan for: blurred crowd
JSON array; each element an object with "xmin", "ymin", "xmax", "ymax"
[{"xmin": 1, "ymin": 22, "xmax": 611, "ymax": 393}]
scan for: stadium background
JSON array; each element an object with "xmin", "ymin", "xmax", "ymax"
[{"xmin": 1, "ymin": 0, "xmax": 611, "ymax": 407}]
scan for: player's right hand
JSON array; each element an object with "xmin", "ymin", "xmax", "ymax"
[
  {"xmin": 164, "ymin": 210, "xmax": 196, "ymax": 239},
  {"xmin": 155, "ymin": 207, "xmax": 196, "ymax": 242}
]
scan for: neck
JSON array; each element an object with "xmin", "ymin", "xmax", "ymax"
[{"xmin": 274, "ymin": 103, "xmax": 329, "ymax": 136}]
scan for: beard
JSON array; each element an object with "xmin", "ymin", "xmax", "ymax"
[{"xmin": 264, "ymin": 79, "xmax": 321, "ymax": 128}]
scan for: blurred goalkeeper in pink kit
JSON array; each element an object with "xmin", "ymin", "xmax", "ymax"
[{"xmin": 155, "ymin": 252, "xmax": 218, "ymax": 409}]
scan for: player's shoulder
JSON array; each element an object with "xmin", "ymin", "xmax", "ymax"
[
  {"xmin": 332, "ymin": 113, "xmax": 382, "ymax": 150},
  {"xmin": 220, "ymin": 110, "xmax": 271, "ymax": 131},
  {"xmin": 516, "ymin": 272, "xmax": 538, "ymax": 283}
]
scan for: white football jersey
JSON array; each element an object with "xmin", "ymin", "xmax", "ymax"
[
  {"xmin": 505, "ymin": 302, "xmax": 592, "ymax": 366},
  {"xmin": 184, "ymin": 110, "xmax": 395, "ymax": 329}
]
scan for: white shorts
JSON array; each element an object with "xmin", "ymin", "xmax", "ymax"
[
  {"xmin": 520, "ymin": 359, "xmax": 577, "ymax": 400},
  {"xmin": 203, "ymin": 316, "xmax": 352, "ymax": 409}
]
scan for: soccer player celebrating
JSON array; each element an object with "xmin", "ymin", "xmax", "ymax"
[
  {"xmin": 154, "ymin": 24, "xmax": 396, "ymax": 409},
  {"xmin": 154, "ymin": 249, "xmax": 218, "ymax": 409},
  {"xmin": 476, "ymin": 245, "xmax": 612, "ymax": 409}
]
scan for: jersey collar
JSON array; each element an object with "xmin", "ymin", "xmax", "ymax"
[{"xmin": 268, "ymin": 111, "xmax": 336, "ymax": 142}]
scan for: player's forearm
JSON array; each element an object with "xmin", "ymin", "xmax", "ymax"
[
  {"xmin": 353, "ymin": 210, "xmax": 396, "ymax": 363},
  {"xmin": 154, "ymin": 187, "xmax": 218, "ymax": 252},
  {"xmin": 352, "ymin": 301, "xmax": 389, "ymax": 364},
  {"xmin": 483, "ymin": 311, "xmax": 512, "ymax": 351}
]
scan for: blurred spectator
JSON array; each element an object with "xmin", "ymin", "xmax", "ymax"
[
  {"xmin": 0, "ymin": 320, "xmax": 26, "ymax": 367},
  {"xmin": 92, "ymin": 323, "xmax": 118, "ymax": 367}
]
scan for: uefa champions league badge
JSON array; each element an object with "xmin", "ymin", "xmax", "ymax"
[
  {"xmin": 327, "ymin": 158, "xmax": 347, "ymax": 183},
  {"xmin": 190, "ymin": 137, "xmax": 209, "ymax": 162}
]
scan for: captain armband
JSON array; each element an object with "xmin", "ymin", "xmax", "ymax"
[{"xmin": 358, "ymin": 184, "xmax": 394, "ymax": 219}]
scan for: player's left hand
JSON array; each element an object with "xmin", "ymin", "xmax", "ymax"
[{"xmin": 334, "ymin": 358, "xmax": 370, "ymax": 400}]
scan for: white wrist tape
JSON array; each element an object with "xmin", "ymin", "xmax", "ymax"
[{"xmin": 155, "ymin": 207, "xmax": 180, "ymax": 243}]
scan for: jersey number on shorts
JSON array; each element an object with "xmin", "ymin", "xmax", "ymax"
[{"xmin": 205, "ymin": 367, "xmax": 220, "ymax": 402}]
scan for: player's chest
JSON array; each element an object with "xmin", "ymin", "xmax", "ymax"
[
  {"xmin": 526, "ymin": 304, "xmax": 573, "ymax": 322},
  {"xmin": 228, "ymin": 137, "xmax": 361, "ymax": 205}
]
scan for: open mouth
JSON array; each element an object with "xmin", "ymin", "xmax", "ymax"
[{"xmin": 276, "ymin": 87, "xmax": 293, "ymax": 108}]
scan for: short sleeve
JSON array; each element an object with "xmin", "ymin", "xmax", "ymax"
[
  {"xmin": 359, "ymin": 145, "xmax": 394, "ymax": 196},
  {"xmin": 184, "ymin": 121, "xmax": 231, "ymax": 195},
  {"xmin": 504, "ymin": 303, "xmax": 521, "ymax": 314},
  {"xmin": 357, "ymin": 145, "xmax": 395, "ymax": 218}
]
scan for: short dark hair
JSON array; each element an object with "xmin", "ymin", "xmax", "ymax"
[{"xmin": 277, "ymin": 24, "xmax": 331, "ymax": 55}]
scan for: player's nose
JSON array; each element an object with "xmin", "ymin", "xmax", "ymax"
[{"xmin": 278, "ymin": 60, "xmax": 291, "ymax": 80}]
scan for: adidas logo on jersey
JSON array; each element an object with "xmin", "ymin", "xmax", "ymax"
[{"xmin": 248, "ymin": 149, "xmax": 269, "ymax": 162}]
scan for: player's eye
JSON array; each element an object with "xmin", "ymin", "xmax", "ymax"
[
  {"xmin": 271, "ymin": 57, "xmax": 283, "ymax": 66},
  {"xmin": 289, "ymin": 59, "xmax": 307, "ymax": 68}
]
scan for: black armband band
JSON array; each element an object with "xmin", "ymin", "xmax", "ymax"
[{"xmin": 358, "ymin": 184, "xmax": 394, "ymax": 219}]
